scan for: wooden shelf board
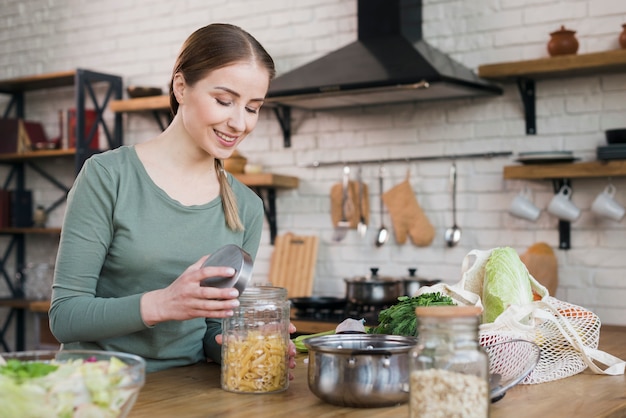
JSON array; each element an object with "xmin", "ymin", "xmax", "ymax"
[
  {"xmin": 0, "ymin": 149, "xmax": 76, "ymax": 162},
  {"xmin": 478, "ymin": 49, "xmax": 626, "ymax": 80},
  {"xmin": 0, "ymin": 70, "xmax": 77, "ymax": 93},
  {"xmin": 232, "ymin": 173, "xmax": 299, "ymax": 189},
  {"xmin": 503, "ymin": 160, "xmax": 626, "ymax": 180},
  {"xmin": 109, "ymin": 95, "xmax": 169, "ymax": 112},
  {"xmin": 0, "ymin": 227, "xmax": 62, "ymax": 234}
]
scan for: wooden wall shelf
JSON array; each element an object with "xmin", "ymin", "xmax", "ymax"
[
  {"xmin": 477, "ymin": 49, "xmax": 626, "ymax": 135},
  {"xmin": 503, "ymin": 160, "xmax": 626, "ymax": 180},
  {"xmin": 0, "ymin": 149, "xmax": 76, "ymax": 161},
  {"xmin": 109, "ymin": 95, "xmax": 168, "ymax": 113},
  {"xmin": 504, "ymin": 159, "xmax": 626, "ymax": 251},
  {"xmin": 478, "ymin": 49, "xmax": 626, "ymax": 80}
]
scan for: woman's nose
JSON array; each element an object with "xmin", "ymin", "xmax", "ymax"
[{"xmin": 227, "ymin": 107, "xmax": 246, "ymax": 131}]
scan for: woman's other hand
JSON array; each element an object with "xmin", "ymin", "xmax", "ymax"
[{"xmin": 140, "ymin": 255, "xmax": 240, "ymax": 326}]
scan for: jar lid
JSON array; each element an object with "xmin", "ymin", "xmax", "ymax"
[
  {"xmin": 415, "ymin": 305, "xmax": 482, "ymax": 318},
  {"xmin": 199, "ymin": 244, "xmax": 253, "ymax": 294}
]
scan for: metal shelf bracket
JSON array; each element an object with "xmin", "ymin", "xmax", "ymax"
[
  {"xmin": 552, "ymin": 178, "xmax": 572, "ymax": 250},
  {"xmin": 516, "ymin": 77, "xmax": 536, "ymax": 135},
  {"xmin": 273, "ymin": 105, "xmax": 291, "ymax": 148}
]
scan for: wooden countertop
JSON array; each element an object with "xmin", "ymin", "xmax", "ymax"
[{"xmin": 128, "ymin": 326, "xmax": 626, "ymax": 418}]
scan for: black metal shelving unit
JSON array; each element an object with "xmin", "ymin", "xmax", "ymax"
[{"xmin": 0, "ymin": 68, "xmax": 123, "ymax": 351}]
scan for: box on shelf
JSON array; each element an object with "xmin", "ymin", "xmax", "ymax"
[
  {"xmin": 0, "ymin": 118, "xmax": 48, "ymax": 153},
  {"xmin": 10, "ymin": 189, "xmax": 33, "ymax": 227},
  {"xmin": 0, "ymin": 189, "xmax": 10, "ymax": 227},
  {"xmin": 67, "ymin": 108, "xmax": 99, "ymax": 150}
]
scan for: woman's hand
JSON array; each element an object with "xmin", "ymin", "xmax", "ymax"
[{"xmin": 140, "ymin": 255, "xmax": 241, "ymax": 326}]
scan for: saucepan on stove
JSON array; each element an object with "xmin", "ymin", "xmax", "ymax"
[
  {"xmin": 344, "ymin": 267, "xmax": 403, "ymax": 305},
  {"xmin": 402, "ymin": 268, "xmax": 442, "ymax": 297}
]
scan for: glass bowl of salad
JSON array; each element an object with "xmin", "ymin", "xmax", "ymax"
[{"xmin": 0, "ymin": 349, "xmax": 146, "ymax": 418}]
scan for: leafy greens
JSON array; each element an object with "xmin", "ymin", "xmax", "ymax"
[{"xmin": 368, "ymin": 292, "xmax": 455, "ymax": 336}]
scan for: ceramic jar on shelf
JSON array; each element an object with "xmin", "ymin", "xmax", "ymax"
[
  {"xmin": 547, "ymin": 25, "xmax": 579, "ymax": 56},
  {"xmin": 620, "ymin": 24, "xmax": 626, "ymax": 49}
]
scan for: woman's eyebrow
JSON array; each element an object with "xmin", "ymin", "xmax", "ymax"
[{"xmin": 215, "ymin": 86, "xmax": 265, "ymax": 102}]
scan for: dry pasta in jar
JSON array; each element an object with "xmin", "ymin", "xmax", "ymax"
[{"xmin": 221, "ymin": 286, "xmax": 290, "ymax": 393}]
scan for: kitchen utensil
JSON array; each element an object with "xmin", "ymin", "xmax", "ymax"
[
  {"xmin": 0, "ymin": 349, "xmax": 145, "ymax": 417},
  {"xmin": 344, "ymin": 267, "xmax": 403, "ymax": 305},
  {"xmin": 374, "ymin": 166, "xmax": 388, "ymax": 247},
  {"xmin": 444, "ymin": 162, "xmax": 462, "ymax": 247},
  {"xmin": 357, "ymin": 166, "xmax": 368, "ymax": 238},
  {"xmin": 333, "ymin": 165, "xmax": 351, "ymax": 242},
  {"xmin": 268, "ymin": 233, "xmax": 319, "ymax": 297},
  {"xmin": 484, "ymin": 339, "xmax": 541, "ymax": 402},
  {"xmin": 199, "ymin": 244, "xmax": 253, "ymax": 294},
  {"xmin": 303, "ymin": 333, "xmax": 418, "ymax": 408}
]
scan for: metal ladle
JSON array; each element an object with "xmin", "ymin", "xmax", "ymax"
[
  {"xmin": 374, "ymin": 166, "xmax": 389, "ymax": 247},
  {"xmin": 444, "ymin": 162, "xmax": 462, "ymax": 247}
]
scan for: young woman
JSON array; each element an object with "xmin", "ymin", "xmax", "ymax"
[{"xmin": 49, "ymin": 23, "xmax": 296, "ymax": 373}]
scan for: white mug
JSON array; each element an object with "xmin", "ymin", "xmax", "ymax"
[
  {"xmin": 547, "ymin": 185, "xmax": 580, "ymax": 221},
  {"xmin": 509, "ymin": 187, "xmax": 541, "ymax": 221},
  {"xmin": 591, "ymin": 184, "xmax": 625, "ymax": 221}
]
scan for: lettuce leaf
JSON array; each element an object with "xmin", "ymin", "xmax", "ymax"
[{"xmin": 482, "ymin": 247, "xmax": 534, "ymax": 323}]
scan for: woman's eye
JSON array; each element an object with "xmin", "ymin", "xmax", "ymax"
[
  {"xmin": 246, "ymin": 106, "xmax": 259, "ymax": 115},
  {"xmin": 216, "ymin": 98, "xmax": 232, "ymax": 106}
]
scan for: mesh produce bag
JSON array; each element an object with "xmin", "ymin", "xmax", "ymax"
[{"xmin": 416, "ymin": 248, "xmax": 625, "ymax": 384}]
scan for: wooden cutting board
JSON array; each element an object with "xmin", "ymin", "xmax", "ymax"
[
  {"xmin": 268, "ymin": 232, "xmax": 319, "ymax": 297},
  {"xmin": 520, "ymin": 242, "xmax": 559, "ymax": 295}
]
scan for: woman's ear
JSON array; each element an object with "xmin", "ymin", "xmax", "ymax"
[{"xmin": 172, "ymin": 73, "xmax": 185, "ymax": 104}]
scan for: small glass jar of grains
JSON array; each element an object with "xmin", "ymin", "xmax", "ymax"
[
  {"xmin": 409, "ymin": 306, "xmax": 489, "ymax": 418},
  {"xmin": 221, "ymin": 286, "xmax": 291, "ymax": 394}
]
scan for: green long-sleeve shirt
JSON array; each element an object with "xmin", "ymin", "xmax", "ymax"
[{"xmin": 49, "ymin": 146, "xmax": 264, "ymax": 372}]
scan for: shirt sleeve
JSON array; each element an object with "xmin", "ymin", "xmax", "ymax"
[{"xmin": 49, "ymin": 157, "xmax": 148, "ymax": 343}]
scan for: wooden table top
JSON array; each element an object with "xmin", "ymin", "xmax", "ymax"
[{"xmin": 128, "ymin": 326, "xmax": 626, "ymax": 418}]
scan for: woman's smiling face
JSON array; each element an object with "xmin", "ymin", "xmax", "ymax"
[{"xmin": 173, "ymin": 61, "xmax": 270, "ymax": 160}]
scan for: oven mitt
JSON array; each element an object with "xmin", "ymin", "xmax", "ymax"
[{"xmin": 382, "ymin": 178, "xmax": 435, "ymax": 246}]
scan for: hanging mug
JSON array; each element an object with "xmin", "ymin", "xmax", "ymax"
[
  {"xmin": 591, "ymin": 184, "xmax": 625, "ymax": 221},
  {"xmin": 547, "ymin": 185, "xmax": 580, "ymax": 221}
]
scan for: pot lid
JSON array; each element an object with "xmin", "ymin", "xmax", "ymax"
[
  {"xmin": 199, "ymin": 244, "xmax": 253, "ymax": 294},
  {"xmin": 345, "ymin": 267, "xmax": 400, "ymax": 283}
]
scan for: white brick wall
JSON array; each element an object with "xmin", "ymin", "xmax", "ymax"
[{"xmin": 1, "ymin": 0, "xmax": 626, "ymax": 349}]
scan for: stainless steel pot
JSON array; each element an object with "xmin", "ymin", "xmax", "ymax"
[
  {"xmin": 303, "ymin": 334, "xmax": 418, "ymax": 407},
  {"xmin": 402, "ymin": 268, "xmax": 442, "ymax": 296},
  {"xmin": 344, "ymin": 268, "xmax": 402, "ymax": 305}
]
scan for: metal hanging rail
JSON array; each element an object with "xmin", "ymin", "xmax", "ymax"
[{"xmin": 303, "ymin": 151, "xmax": 514, "ymax": 168}]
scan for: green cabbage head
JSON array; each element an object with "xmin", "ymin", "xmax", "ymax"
[{"xmin": 482, "ymin": 247, "xmax": 534, "ymax": 323}]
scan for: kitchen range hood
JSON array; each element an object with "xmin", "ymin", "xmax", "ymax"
[{"xmin": 266, "ymin": 0, "xmax": 502, "ymax": 109}]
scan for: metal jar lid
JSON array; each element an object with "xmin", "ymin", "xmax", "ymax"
[{"xmin": 199, "ymin": 244, "xmax": 253, "ymax": 294}]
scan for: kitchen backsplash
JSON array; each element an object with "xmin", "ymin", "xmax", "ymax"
[{"xmin": 0, "ymin": 0, "xmax": 625, "ymax": 334}]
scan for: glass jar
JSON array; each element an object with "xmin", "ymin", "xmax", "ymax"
[
  {"xmin": 221, "ymin": 285, "xmax": 290, "ymax": 394},
  {"xmin": 409, "ymin": 306, "xmax": 489, "ymax": 418}
]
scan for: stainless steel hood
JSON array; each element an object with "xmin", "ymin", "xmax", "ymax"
[{"xmin": 266, "ymin": 0, "xmax": 502, "ymax": 109}]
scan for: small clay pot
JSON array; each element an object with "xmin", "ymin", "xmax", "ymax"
[
  {"xmin": 620, "ymin": 24, "xmax": 626, "ymax": 49},
  {"xmin": 547, "ymin": 25, "xmax": 579, "ymax": 56}
]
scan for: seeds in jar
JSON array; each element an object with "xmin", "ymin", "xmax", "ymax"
[
  {"xmin": 222, "ymin": 330, "xmax": 288, "ymax": 393},
  {"xmin": 410, "ymin": 368, "xmax": 488, "ymax": 418}
]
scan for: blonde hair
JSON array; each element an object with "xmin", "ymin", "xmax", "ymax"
[
  {"xmin": 215, "ymin": 159, "xmax": 243, "ymax": 231},
  {"xmin": 170, "ymin": 24, "xmax": 275, "ymax": 231}
]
